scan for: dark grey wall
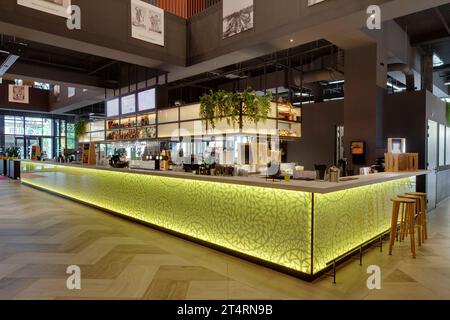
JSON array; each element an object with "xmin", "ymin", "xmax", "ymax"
[
  {"xmin": 344, "ymin": 44, "xmax": 384, "ymax": 171},
  {"xmin": 0, "ymin": 84, "xmax": 50, "ymax": 113},
  {"xmin": 0, "ymin": 0, "xmax": 187, "ymax": 66},
  {"xmin": 384, "ymin": 90, "xmax": 427, "ymax": 168},
  {"xmin": 188, "ymin": 0, "xmax": 390, "ymax": 65},
  {"xmin": 384, "ymin": 90, "xmax": 450, "ymax": 197},
  {"xmin": 287, "ymin": 100, "xmax": 344, "ymax": 170}
]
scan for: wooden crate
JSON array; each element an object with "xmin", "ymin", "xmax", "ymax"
[{"xmin": 385, "ymin": 153, "xmax": 419, "ymax": 172}]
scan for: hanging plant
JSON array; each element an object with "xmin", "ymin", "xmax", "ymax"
[
  {"xmin": 199, "ymin": 87, "xmax": 272, "ymax": 129},
  {"xmin": 74, "ymin": 119, "xmax": 87, "ymax": 139}
]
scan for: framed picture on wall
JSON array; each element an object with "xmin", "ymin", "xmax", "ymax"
[
  {"xmin": 8, "ymin": 85, "xmax": 30, "ymax": 104},
  {"xmin": 131, "ymin": 0, "xmax": 164, "ymax": 46},
  {"xmin": 17, "ymin": 0, "xmax": 71, "ymax": 18},
  {"xmin": 223, "ymin": 0, "xmax": 254, "ymax": 39}
]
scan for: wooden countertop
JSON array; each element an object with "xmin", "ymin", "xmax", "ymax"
[{"xmin": 21, "ymin": 161, "xmax": 427, "ymax": 194}]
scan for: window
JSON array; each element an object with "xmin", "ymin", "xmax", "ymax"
[
  {"xmin": 60, "ymin": 120, "xmax": 66, "ymax": 137},
  {"xmin": 34, "ymin": 82, "xmax": 51, "ymax": 90},
  {"xmin": 14, "ymin": 117, "xmax": 24, "ymax": 135},
  {"xmin": 25, "ymin": 117, "xmax": 43, "ymax": 136},
  {"xmin": 43, "ymin": 119, "xmax": 53, "ymax": 136},
  {"xmin": 4, "ymin": 135, "xmax": 14, "ymax": 147},
  {"xmin": 42, "ymin": 138, "xmax": 53, "ymax": 159},
  {"xmin": 4, "ymin": 116, "xmax": 15, "ymax": 135},
  {"xmin": 67, "ymin": 123, "xmax": 76, "ymax": 149}
]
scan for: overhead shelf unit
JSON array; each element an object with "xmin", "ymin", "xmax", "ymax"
[
  {"xmin": 159, "ymin": 101, "xmax": 302, "ymax": 140},
  {"xmin": 83, "ymin": 89, "xmax": 302, "ymax": 143},
  {"xmin": 106, "ymin": 113, "xmax": 157, "ymax": 141}
]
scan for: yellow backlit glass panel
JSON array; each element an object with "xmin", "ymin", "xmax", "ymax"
[
  {"xmin": 21, "ymin": 162, "xmax": 313, "ymax": 274},
  {"xmin": 313, "ymin": 177, "xmax": 415, "ymax": 273}
]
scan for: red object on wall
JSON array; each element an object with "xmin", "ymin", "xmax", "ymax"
[{"xmin": 155, "ymin": 0, "xmax": 219, "ymax": 19}]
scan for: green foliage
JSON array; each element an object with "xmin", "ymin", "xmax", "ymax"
[
  {"xmin": 199, "ymin": 87, "xmax": 272, "ymax": 128},
  {"xmin": 5, "ymin": 146, "xmax": 20, "ymax": 158},
  {"xmin": 74, "ymin": 119, "xmax": 87, "ymax": 139}
]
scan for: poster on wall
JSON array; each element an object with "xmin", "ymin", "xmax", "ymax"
[
  {"xmin": 131, "ymin": 0, "xmax": 164, "ymax": 47},
  {"xmin": 17, "ymin": 0, "xmax": 71, "ymax": 18},
  {"xmin": 8, "ymin": 85, "xmax": 29, "ymax": 104},
  {"xmin": 223, "ymin": 0, "xmax": 254, "ymax": 39},
  {"xmin": 308, "ymin": 0, "xmax": 326, "ymax": 6}
]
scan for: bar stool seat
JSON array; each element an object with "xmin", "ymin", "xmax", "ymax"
[
  {"xmin": 406, "ymin": 192, "xmax": 428, "ymax": 241},
  {"xmin": 389, "ymin": 197, "xmax": 417, "ymax": 258}
]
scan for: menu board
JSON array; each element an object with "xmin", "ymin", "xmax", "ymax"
[
  {"xmin": 121, "ymin": 94, "xmax": 136, "ymax": 115},
  {"xmin": 138, "ymin": 89, "xmax": 156, "ymax": 112},
  {"xmin": 106, "ymin": 98, "xmax": 120, "ymax": 118}
]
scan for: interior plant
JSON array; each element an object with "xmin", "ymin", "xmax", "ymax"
[
  {"xmin": 199, "ymin": 87, "xmax": 272, "ymax": 129},
  {"xmin": 5, "ymin": 146, "xmax": 20, "ymax": 159},
  {"xmin": 74, "ymin": 119, "xmax": 87, "ymax": 139}
]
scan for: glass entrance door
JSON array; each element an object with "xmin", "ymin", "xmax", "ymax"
[
  {"xmin": 14, "ymin": 137, "xmax": 25, "ymax": 159},
  {"xmin": 26, "ymin": 137, "xmax": 40, "ymax": 160}
]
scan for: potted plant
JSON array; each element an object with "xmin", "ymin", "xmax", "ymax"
[{"xmin": 5, "ymin": 146, "xmax": 20, "ymax": 160}]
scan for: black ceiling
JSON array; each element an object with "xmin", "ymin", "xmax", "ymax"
[
  {"xmin": 395, "ymin": 3, "xmax": 450, "ymax": 64},
  {"xmin": 0, "ymin": 34, "xmax": 162, "ymax": 89}
]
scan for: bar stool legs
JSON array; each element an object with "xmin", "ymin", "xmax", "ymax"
[
  {"xmin": 389, "ymin": 197, "xmax": 417, "ymax": 258},
  {"xmin": 406, "ymin": 192, "xmax": 428, "ymax": 241},
  {"xmin": 407, "ymin": 201, "xmax": 416, "ymax": 258},
  {"xmin": 389, "ymin": 200, "xmax": 400, "ymax": 255}
]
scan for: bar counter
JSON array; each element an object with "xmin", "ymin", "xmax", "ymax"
[{"xmin": 20, "ymin": 161, "xmax": 427, "ymax": 280}]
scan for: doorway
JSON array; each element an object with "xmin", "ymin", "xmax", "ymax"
[
  {"xmin": 427, "ymin": 120, "xmax": 438, "ymax": 211},
  {"xmin": 14, "ymin": 137, "xmax": 25, "ymax": 160},
  {"xmin": 26, "ymin": 137, "xmax": 40, "ymax": 160}
]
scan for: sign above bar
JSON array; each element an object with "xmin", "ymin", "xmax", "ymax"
[
  {"xmin": 106, "ymin": 98, "xmax": 120, "ymax": 118},
  {"xmin": 17, "ymin": 0, "xmax": 71, "ymax": 18},
  {"xmin": 121, "ymin": 94, "xmax": 137, "ymax": 115},
  {"xmin": 138, "ymin": 88, "xmax": 156, "ymax": 112}
]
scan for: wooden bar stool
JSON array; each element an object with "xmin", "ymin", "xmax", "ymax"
[
  {"xmin": 398, "ymin": 194, "xmax": 423, "ymax": 247},
  {"xmin": 389, "ymin": 197, "xmax": 417, "ymax": 258},
  {"xmin": 406, "ymin": 192, "xmax": 428, "ymax": 241}
]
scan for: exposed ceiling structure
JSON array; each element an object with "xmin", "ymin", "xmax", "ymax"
[
  {"xmin": 395, "ymin": 3, "xmax": 450, "ymax": 95},
  {"xmin": 165, "ymin": 39, "xmax": 345, "ymax": 106},
  {"xmin": 1, "ymin": 0, "xmax": 450, "ymax": 118}
]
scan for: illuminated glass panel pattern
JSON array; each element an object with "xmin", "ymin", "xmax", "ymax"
[
  {"xmin": 20, "ymin": 162, "xmax": 416, "ymax": 276},
  {"xmin": 313, "ymin": 177, "xmax": 415, "ymax": 273},
  {"xmin": 21, "ymin": 162, "xmax": 313, "ymax": 274}
]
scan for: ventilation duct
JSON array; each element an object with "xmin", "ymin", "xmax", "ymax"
[
  {"xmin": 387, "ymin": 63, "xmax": 415, "ymax": 91},
  {"xmin": 291, "ymin": 68, "xmax": 344, "ymax": 87},
  {"xmin": 0, "ymin": 54, "xmax": 20, "ymax": 77}
]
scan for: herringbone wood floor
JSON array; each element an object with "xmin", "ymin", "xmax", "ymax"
[{"xmin": 1, "ymin": 178, "xmax": 450, "ymax": 300}]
